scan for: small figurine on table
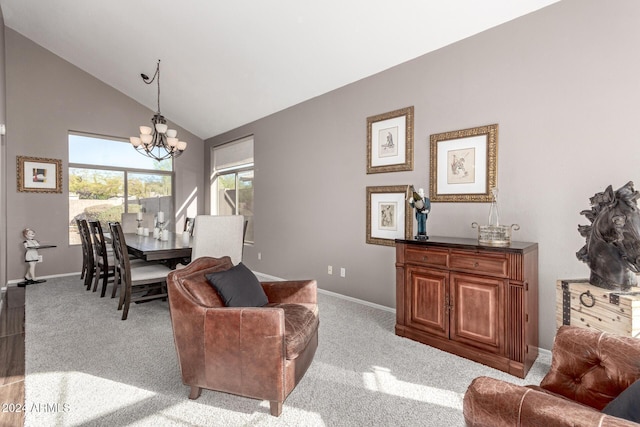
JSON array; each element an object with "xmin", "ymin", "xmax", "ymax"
[
  {"xmin": 22, "ymin": 228, "xmax": 44, "ymax": 284},
  {"xmin": 409, "ymin": 187, "xmax": 431, "ymax": 240}
]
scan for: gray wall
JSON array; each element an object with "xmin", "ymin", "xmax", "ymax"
[
  {"xmin": 0, "ymin": 9, "xmax": 6, "ymax": 286},
  {"xmin": 4, "ymin": 29, "xmax": 205, "ymax": 282},
  {"xmin": 206, "ymin": 0, "xmax": 640, "ymax": 351}
]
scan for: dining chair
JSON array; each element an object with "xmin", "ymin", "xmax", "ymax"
[
  {"xmin": 77, "ymin": 219, "xmax": 95, "ymax": 290},
  {"xmin": 105, "ymin": 228, "xmax": 153, "ymax": 299},
  {"xmin": 121, "ymin": 212, "xmax": 155, "ymax": 234},
  {"xmin": 109, "ymin": 222, "xmax": 171, "ymax": 320},
  {"xmin": 191, "ymin": 215, "xmax": 245, "ymax": 265},
  {"xmin": 88, "ymin": 220, "xmax": 116, "ymax": 297},
  {"xmin": 76, "ymin": 219, "xmax": 88, "ymax": 281},
  {"xmin": 184, "ymin": 217, "xmax": 195, "ymax": 236}
]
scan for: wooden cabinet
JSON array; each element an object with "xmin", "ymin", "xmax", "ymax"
[{"xmin": 396, "ymin": 237, "xmax": 538, "ymax": 378}]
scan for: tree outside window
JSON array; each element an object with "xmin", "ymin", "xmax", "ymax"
[{"xmin": 68, "ymin": 133, "xmax": 173, "ymax": 244}]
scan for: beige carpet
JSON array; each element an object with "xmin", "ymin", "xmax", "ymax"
[{"xmin": 24, "ymin": 275, "xmax": 550, "ymax": 426}]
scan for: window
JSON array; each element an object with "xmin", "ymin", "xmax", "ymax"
[
  {"xmin": 68, "ymin": 133, "xmax": 173, "ymax": 244},
  {"xmin": 211, "ymin": 136, "xmax": 254, "ymax": 243}
]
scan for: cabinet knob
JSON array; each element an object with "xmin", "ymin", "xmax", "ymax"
[{"xmin": 473, "ymin": 262, "xmax": 479, "ymax": 268}]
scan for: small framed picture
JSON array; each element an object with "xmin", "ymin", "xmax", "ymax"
[
  {"xmin": 366, "ymin": 185, "xmax": 412, "ymax": 246},
  {"xmin": 17, "ymin": 156, "xmax": 63, "ymax": 193},
  {"xmin": 366, "ymin": 106, "xmax": 414, "ymax": 174},
  {"xmin": 429, "ymin": 124, "xmax": 498, "ymax": 202}
]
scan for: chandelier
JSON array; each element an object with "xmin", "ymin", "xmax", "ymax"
[{"xmin": 129, "ymin": 60, "xmax": 187, "ymax": 161}]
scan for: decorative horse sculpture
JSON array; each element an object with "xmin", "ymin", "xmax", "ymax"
[{"xmin": 577, "ymin": 181, "xmax": 640, "ymax": 291}]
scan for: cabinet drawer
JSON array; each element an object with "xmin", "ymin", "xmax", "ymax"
[
  {"xmin": 450, "ymin": 250, "xmax": 508, "ymax": 277},
  {"xmin": 405, "ymin": 247, "xmax": 449, "ymax": 268}
]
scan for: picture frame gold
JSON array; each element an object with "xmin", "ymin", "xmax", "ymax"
[
  {"xmin": 366, "ymin": 185, "xmax": 412, "ymax": 246},
  {"xmin": 429, "ymin": 124, "xmax": 498, "ymax": 202},
  {"xmin": 17, "ymin": 155, "xmax": 63, "ymax": 193},
  {"xmin": 366, "ymin": 106, "xmax": 414, "ymax": 174}
]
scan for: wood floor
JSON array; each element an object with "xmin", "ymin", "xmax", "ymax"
[{"xmin": 0, "ymin": 285, "xmax": 25, "ymax": 427}]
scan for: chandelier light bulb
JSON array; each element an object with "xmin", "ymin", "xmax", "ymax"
[
  {"xmin": 167, "ymin": 137, "xmax": 179, "ymax": 147},
  {"xmin": 177, "ymin": 141, "xmax": 187, "ymax": 151},
  {"xmin": 130, "ymin": 136, "xmax": 142, "ymax": 147},
  {"xmin": 141, "ymin": 134, "xmax": 153, "ymax": 145},
  {"xmin": 155, "ymin": 123, "xmax": 168, "ymax": 134},
  {"xmin": 166, "ymin": 129, "xmax": 177, "ymax": 138},
  {"xmin": 139, "ymin": 126, "xmax": 152, "ymax": 135}
]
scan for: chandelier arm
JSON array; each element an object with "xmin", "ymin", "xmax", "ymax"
[{"xmin": 134, "ymin": 144, "xmax": 184, "ymax": 162}]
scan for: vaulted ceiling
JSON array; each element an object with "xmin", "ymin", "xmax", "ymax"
[{"xmin": 0, "ymin": 0, "xmax": 559, "ymax": 139}]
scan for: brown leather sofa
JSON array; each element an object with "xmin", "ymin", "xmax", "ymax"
[
  {"xmin": 463, "ymin": 326, "xmax": 640, "ymax": 426},
  {"xmin": 166, "ymin": 256, "xmax": 319, "ymax": 416}
]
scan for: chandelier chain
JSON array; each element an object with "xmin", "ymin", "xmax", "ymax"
[{"xmin": 142, "ymin": 60, "xmax": 162, "ymax": 114}]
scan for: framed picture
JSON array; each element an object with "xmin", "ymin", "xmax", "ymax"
[
  {"xmin": 429, "ymin": 124, "xmax": 498, "ymax": 202},
  {"xmin": 366, "ymin": 185, "xmax": 412, "ymax": 246},
  {"xmin": 17, "ymin": 156, "xmax": 63, "ymax": 193},
  {"xmin": 366, "ymin": 106, "xmax": 414, "ymax": 174}
]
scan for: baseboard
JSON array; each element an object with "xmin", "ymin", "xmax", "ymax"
[
  {"xmin": 252, "ymin": 270, "xmax": 555, "ymax": 352},
  {"xmin": 7, "ymin": 269, "xmax": 553, "ymax": 354},
  {"xmin": 252, "ymin": 270, "xmax": 395, "ymax": 314},
  {"xmin": 251, "ymin": 271, "xmax": 284, "ymax": 282},
  {"xmin": 538, "ymin": 347, "xmax": 551, "ymax": 358},
  {"xmin": 317, "ymin": 288, "xmax": 395, "ymax": 313},
  {"xmin": 6, "ymin": 271, "xmax": 80, "ymax": 286},
  {"xmin": 7, "ymin": 269, "xmax": 395, "ymax": 318}
]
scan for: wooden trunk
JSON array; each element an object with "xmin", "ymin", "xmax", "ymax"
[{"xmin": 556, "ymin": 279, "xmax": 640, "ymax": 338}]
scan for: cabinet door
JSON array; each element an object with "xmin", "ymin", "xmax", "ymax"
[
  {"xmin": 450, "ymin": 273, "xmax": 505, "ymax": 354},
  {"xmin": 406, "ymin": 266, "xmax": 448, "ymax": 338}
]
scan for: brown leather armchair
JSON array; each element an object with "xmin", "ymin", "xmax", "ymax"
[
  {"xmin": 166, "ymin": 256, "xmax": 319, "ymax": 416},
  {"xmin": 463, "ymin": 326, "xmax": 640, "ymax": 426}
]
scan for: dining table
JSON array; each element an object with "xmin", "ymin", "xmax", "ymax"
[{"xmin": 124, "ymin": 232, "xmax": 192, "ymax": 269}]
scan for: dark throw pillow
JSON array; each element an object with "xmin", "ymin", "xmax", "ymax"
[
  {"xmin": 205, "ymin": 262, "xmax": 268, "ymax": 307},
  {"xmin": 602, "ymin": 378, "xmax": 640, "ymax": 422}
]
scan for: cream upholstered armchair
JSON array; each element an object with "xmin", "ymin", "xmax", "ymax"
[{"xmin": 166, "ymin": 256, "xmax": 319, "ymax": 416}]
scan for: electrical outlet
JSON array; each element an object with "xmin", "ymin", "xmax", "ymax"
[
  {"xmin": 37, "ymin": 255, "xmax": 43, "ymax": 263},
  {"xmin": 328, "ymin": 265, "xmax": 333, "ymax": 275},
  {"xmin": 340, "ymin": 267, "xmax": 346, "ymax": 278},
  {"xmin": 258, "ymin": 252, "xmax": 262, "ymax": 260}
]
